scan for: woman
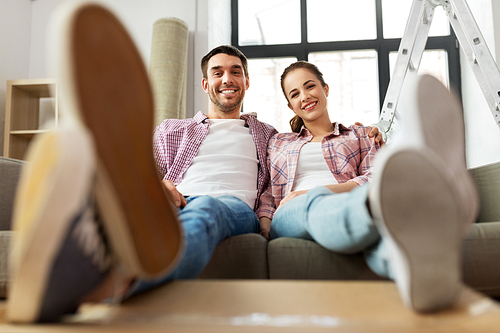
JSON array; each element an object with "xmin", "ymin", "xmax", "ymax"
[
  {"xmin": 256, "ymin": 61, "xmax": 476, "ymax": 312},
  {"xmin": 258, "ymin": 60, "xmax": 385, "ymax": 273}
]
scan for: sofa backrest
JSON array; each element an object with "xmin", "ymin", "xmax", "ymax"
[{"xmin": 469, "ymin": 161, "xmax": 500, "ymax": 223}]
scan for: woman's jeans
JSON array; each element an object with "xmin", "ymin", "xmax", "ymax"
[
  {"xmin": 271, "ymin": 185, "xmax": 392, "ymax": 278},
  {"xmin": 131, "ymin": 195, "xmax": 259, "ymax": 295}
]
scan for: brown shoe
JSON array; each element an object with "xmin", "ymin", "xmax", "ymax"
[{"xmin": 52, "ymin": 2, "xmax": 183, "ymax": 279}]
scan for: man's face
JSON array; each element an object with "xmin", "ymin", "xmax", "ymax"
[{"xmin": 202, "ymin": 53, "xmax": 250, "ymax": 114}]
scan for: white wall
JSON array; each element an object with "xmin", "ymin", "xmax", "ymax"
[
  {"xmin": 3, "ymin": 0, "xmax": 500, "ymax": 167},
  {"xmin": 0, "ymin": 0, "xmax": 225, "ymax": 155},
  {"xmin": 28, "ymin": 0, "xmax": 205, "ymax": 118},
  {"xmin": 0, "ymin": 0, "xmax": 32, "ymax": 156},
  {"xmin": 462, "ymin": 0, "xmax": 500, "ymax": 168}
]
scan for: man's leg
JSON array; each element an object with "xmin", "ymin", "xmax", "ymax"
[
  {"xmin": 8, "ymin": 2, "xmax": 182, "ymax": 323},
  {"xmin": 131, "ymin": 196, "xmax": 259, "ymax": 294}
]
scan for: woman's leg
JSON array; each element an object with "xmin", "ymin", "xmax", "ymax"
[{"xmin": 271, "ymin": 185, "xmax": 380, "ymax": 254}]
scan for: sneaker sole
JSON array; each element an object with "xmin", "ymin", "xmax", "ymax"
[
  {"xmin": 8, "ymin": 129, "xmax": 95, "ymax": 322},
  {"xmin": 372, "ymin": 149, "xmax": 462, "ymax": 312},
  {"xmin": 52, "ymin": 2, "xmax": 183, "ymax": 278},
  {"xmin": 399, "ymin": 74, "xmax": 479, "ymax": 227}
]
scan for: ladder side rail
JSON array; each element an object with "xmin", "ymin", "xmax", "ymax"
[
  {"xmin": 379, "ymin": 0, "xmax": 436, "ymax": 134},
  {"xmin": 447, "ymin": 0, "xmax": 500, "ymax": 127}
]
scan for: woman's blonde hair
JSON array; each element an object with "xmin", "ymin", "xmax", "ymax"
[{"xmin": 280, "ymin": 61, "xmax": 327, "ymax": 133}]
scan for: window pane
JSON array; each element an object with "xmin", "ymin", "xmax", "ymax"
[
  {"xmin": 238, "ymin": 0, "xmax": 301, "ymax": 46},
  {"xmin": 309, "ymin": 51, "xmax": 380, "ymax": 127},
  {"xmin": 244, "ymin": 58, "xmax": 297, "ymax": 132},
  {"xmin": 389, "ymin": 49, "xmax": 449, "ymax": 87},
  {"xmin": 382, "ymin": 0, "xmax": 450, "ymax": 39},
  {"xmin": 307, "ymin": 0, "xmax": 376, "ymax": 42}
]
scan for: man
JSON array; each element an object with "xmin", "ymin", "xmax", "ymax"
[
  {"xmin": 8, "ymin": 3, "xmax": 277, "ymax": 322},
  {"xmin": 7, "ymin": 2, "xmax": 475, "ymax": 323}
]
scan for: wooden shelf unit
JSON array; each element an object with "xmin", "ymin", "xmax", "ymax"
[{"xmin": 3, "ymin": 79, "xmax": 58, "ymax": 160}]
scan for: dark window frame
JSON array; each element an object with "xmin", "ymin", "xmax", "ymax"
[{"xmin": 231, "ymin": 0, "xmax": 461, "ymax": 111}]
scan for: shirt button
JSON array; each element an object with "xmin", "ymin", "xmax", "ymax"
[{"xmin": 324, "ymin": 148, "xmax": 328, "ymax": 151}]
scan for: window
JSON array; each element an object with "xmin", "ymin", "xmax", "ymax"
[{"xmin": 232, "ymin": 0, "xmax": 460, "ymax": 132}]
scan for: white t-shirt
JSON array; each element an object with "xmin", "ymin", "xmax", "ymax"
[
  {"xmin": 292, "ymin": 142, "xmax": 338, "ymax": 191},
  {"xmin": 177, "ymin": 119, "xmax": 259, "ymax": 208}
]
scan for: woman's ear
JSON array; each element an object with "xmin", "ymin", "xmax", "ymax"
[
  {"xmin": 287, "ymin": 102, "xmax": 294, "ymax": 112},
  {"xmin": 324, "ymin": 83, "xmax": 329, "ymax": 97}
]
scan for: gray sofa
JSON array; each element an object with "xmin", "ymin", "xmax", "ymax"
[{"xmin": 2, "ymin": 156, "xmax": 500, "ymax": 299}]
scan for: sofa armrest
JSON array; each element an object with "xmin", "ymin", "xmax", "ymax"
[{"xmin": 0, "ymin": 157, "xmax": 25, "ymax": 231}]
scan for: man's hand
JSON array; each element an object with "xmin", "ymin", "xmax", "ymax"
[
  {"xmin": 259, "ymin": 217, "xmax": 272, "ymax": 241},
  {"xmin": 161, "ymin": 179, "xmax": 187, "ymax": 208},
  {"xmin": 355, "ymin": 122, "xmax": 385, "ymax": 146}
]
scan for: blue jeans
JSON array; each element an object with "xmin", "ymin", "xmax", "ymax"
[
  {"xmin": 271, "ymin": 185, "xmax": 392, "ymax": 278},
  {"xmin": 131, "ymin": 195, "xmax": 259, "ymax": 295}
]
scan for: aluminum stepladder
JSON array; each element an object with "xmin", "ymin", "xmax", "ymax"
[{"xmin": 377, "ymin": 0, "xmax": 500, "ymax": 138}]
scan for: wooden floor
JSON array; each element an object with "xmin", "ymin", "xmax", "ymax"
[{"xmin": 0, "ymin": 280, "xmax": 499, "ymax": 332}]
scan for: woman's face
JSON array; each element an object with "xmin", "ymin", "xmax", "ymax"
[{"xmin": 283, "ymin": 68, "xmax": 329, "ymax": 124}]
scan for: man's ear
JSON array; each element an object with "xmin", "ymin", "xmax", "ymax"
[
  {"xmin": 202, "ymin": 78, "xmax": 208, "ymax": 93},
  {"xmin": 245, "ymin": 76, "xmax": 250, "ymax": 90}
]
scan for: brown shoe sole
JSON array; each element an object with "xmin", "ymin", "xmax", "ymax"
[{"xmin": 68, "ymin": 4, "xmax": 182, "ymax": 278}]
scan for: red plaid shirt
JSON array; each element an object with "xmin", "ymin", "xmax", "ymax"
[
  {"xmin": 153, "ymin": 111, "xmax": 277, "ymax": 216},
  {"xmin": 259, "ymin": 123, "xmax": 380, "ymax": 219}
]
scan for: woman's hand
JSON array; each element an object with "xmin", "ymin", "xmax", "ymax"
[
  {"xmin": 161, "ymin": 179, "xmax": 187, "ymax": 208},
  {"xmin": 277, "ymin": 190, "xmax": 308, "ymax": 211},
  {"xmin": 259, "ymin": 217, "xmax": 272, "ymax": 240},
  {"xmin": 325, "ymin": 182, "xmax": 358, "ymax": 194}
]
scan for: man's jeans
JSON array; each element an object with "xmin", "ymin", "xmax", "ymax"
[
  {"xmin": 270, "ymin": 185, "xmax": 392, "ymax": 279},
  {"xmin": 131, "ymin": 195, "xmax": 259, "ymax": 294}
]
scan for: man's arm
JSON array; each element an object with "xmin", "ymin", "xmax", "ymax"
[{"xmin": 355, "ymin": 122, "xmax": 385, "ymax": 146}]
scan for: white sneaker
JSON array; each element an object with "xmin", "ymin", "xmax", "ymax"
[{"xmin": 369, "ymin": 74, "xmax": 479, "ymax": 312}]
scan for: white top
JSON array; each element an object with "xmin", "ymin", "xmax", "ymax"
[
  {"xmin": 177, "ymin": 119, "xmax": 259, "ymax": 208},
  {"xmin": 292, "ymin": 142, "xmax": 338, "ymax": 192}
]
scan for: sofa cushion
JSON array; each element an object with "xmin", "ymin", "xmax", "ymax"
[
  {"xmin": 267, "ymin": 237, "xmax": 386, "ymax": 280},
  {"xmin": 198, "ymin": 233, "xmax": 269, "ymax": 279},
  {"xmin": 0, "ymin": 157, "xmax": 24, "ymax": 231}
]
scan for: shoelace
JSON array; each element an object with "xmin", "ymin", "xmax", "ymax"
[{"xmin": 71, "ymin": 198, "xmax": 113, "ymax": 272}]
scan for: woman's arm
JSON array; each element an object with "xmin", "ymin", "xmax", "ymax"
[{"xmin": 276, "ymin": 181, "xmax": 359, "ymax": 214}]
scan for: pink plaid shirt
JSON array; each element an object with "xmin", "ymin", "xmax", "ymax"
[
  {"xmin": 259, "ymin": 123, "xmax": 380, "ymax": 219},
  {"xmin": 153, "ymin": 111, "xmax": 277, "ymax": 216}
]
